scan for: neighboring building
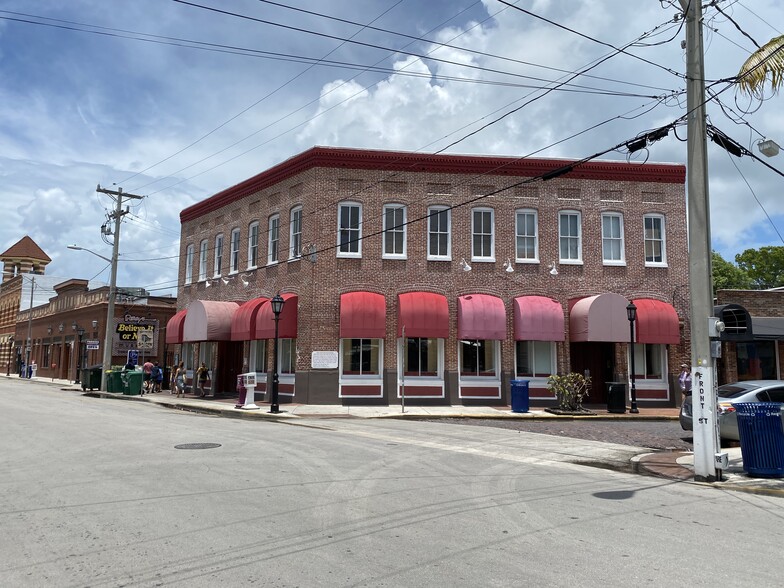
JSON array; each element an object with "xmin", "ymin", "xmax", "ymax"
[
  {"xmin": 715, "ymin": 289, "xmax": 784, "ymax": 383},
  {"xmin": 1, "ymin": 236, "xmax": 51, "ymax": 375},
  {"xmin": 170, "ymin": 146, "xmax": 689, "ymax": 407}
]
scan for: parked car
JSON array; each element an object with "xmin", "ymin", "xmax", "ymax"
[{"xmin": 679, "ymin": 380, "xmax": 784, "ymax": 441}]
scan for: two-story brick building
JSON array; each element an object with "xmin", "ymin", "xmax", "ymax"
[{"xmin": 169, "ymin": 146, "xmax": 690, "ymax": 407}]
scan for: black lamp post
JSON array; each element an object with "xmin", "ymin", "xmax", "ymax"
[
  {"xmin": 269, "ymin": 294, "xmax": 285, "ymax": 414},
  {"xmin": 6, "ymin": 336, "xmax": 13, "ymax": 377},
  {"xmin": 74, "ymin": 323, "xmax": 85, "ymax": 384},
  {"xmin": 626, "ymin": 302, "xmax": 639, "ymax": 414}
]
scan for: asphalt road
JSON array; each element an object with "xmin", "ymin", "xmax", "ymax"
[
  {"xmin": 435, "ymin": 418, "xmax": 695, "ymax": 451},
  {"xmin": 2, "ymin": 379, "xmax": 782, "ymax": 587}
]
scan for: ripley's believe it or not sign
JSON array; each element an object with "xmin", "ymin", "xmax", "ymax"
[{"xmin": 111, "ymin": 314, "xmax": 160, "ymax": 356}]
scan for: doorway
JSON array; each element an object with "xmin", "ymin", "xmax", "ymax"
[{"xmin": 569, "ymin": 342, "xmax": 615, "ymax": 404}]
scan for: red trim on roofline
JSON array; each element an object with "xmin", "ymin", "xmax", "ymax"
[{"xmin": 181, "ymin": 146, "xmax": 686, "ymax": 222}]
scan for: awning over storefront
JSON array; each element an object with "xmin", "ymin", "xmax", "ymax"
[
  {"xmin": 397, "ymin": 292, "xmax": 449, "ymax": 338},
  {"xmin": 751, "ymin": 317, "xmax": 784, "ymax": 340},
  {"xmin": 182, "ymin": 300, "xmax": 240, "ymax": 342},
  {"xmin": 632, "ymin": 298, "xmax": 680, "ymax": 344},
  {"xmin": 166, "ymin": 309, "xmax": 188, "ymax": 344},
  {"xmin": 514, "ymin": 296, "xmax": 564, "ymax": 341},
  {"xmin": 255, "ymin": 293, "xmax": 298, "ymax": 339},
  {"xmin": 231, "ymin": 297, "xmax": 270, "ymax": 341},
  {"xmin": 340, "ymin": 292, "xmax": 386, "ymax": 339},
  {"xmin": 569, "ymin": 293, "xmax": 629, "ymax": 342},
  {"xmin": 457, "ymin": 294, "xmax": 506, "ymax": 340}
]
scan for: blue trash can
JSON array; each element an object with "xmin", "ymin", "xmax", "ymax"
[
  {"xmin": 732, "ymin": 402, "xmax": 784, "ymax": 478},
  {"xmin": 511, "ymin": 379, "xmax": 530, "ymax": 413}
]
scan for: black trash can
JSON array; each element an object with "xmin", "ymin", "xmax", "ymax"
[
  {"xmin": 510, "ymin": 379, "xmax": 530, "ymax": 413},
  {"xmin": 606, "ymin": 382, "xmax": 627, "ymax": 414},
  {"xmin": 80, "ymin": 365, "xmax": 102, "ymax": 391},
  {"xmin": 732, "ymin": 402, "xmax": 784, "ymax": 478}
]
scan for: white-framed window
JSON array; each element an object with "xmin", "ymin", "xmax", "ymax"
[
  {"xmin": 383, "ymin": 204, "xmax": 407, "ymax": 259},
  {"xmin": 213, "ymin": 234, "xmax": 223, "ymax": 277},
  {"xmin": 601, "ymin": 212, "xmax": 625, "ymax": 265},
  {"xmin": 516, "ymin": 341, "xmax": 556, "ymax": 378},
  {"xmin": 250, "ymin": 340, "xmax": 267, "ymax": 373},
  {"xmin": 279, "ymin": 339, "xmax": 296, "ymax": 374},
  {"xmin": 515, "ymin": 209, "xmax": 538, "ymax": 262},
  {"xmin": 471, "ymin": 208, "xmax": 495, "ymax": 261},
  {"xmin": 631, "ymin": 343, "xmax": 665, "ymax": 380},
  {"xmin": 198, "ymin": 240, "xmax": 208, "ymax": 281},
  {"xmin": 558, "ymin": 210, "xmax": 582, "ymax": 263},
  {"xmin": 289, "ymin": 206, "xmax": 302, "ymax": 260},
  {"xmin": 337, "ymin": 202, "xmax": 362, "ymax": 257},
  {"xmin": 427, "ymin": 206, "xmax": 451, "ymax": 260},
  {"xmin": 403, "ymin": 337, "xmax": 443, "ymax": 377},
  {"xmin": 184, "ymin": 244, "xmax": 194, "ymax": 285},
  {"xmin": 247, "ymin": 221, "xmax": 259, "ymax": 269},
  {"xmin": 230, "ymin": 228, "xmax": 240, "ymax": 273},
  {"xmin": 644, "ymin": 214, "xmax": 667, "ymax": 266},
  {"xmin": 459, "ymin": 339, "xmax": 498, "ymax": 377},
  {"xmin": 341, "ymin": 339, "xmax": 382, "ymax": 376},
  {"xmin": 268, "ymin": 214, "xmax": 280, "ymax": 264}
]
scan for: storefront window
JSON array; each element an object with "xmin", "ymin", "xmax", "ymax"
[
  {"xmin": 460, "ymin": 339, "xmax": 496, "ymax": 376},
  {"xmin": 342, "ymin": 339, "xmax": 380, "ymax": 375},
  {"xmin": 633, "ymin": 343, "xmax": 663, "ymax": 379},
  {"xmin": 736, "ymin": 341, "xmax": 777, "ymax": 380},
  {"xmin": 251, "ymin": 340, "xmax": 267, "ymax": 373},
  {"xmin": 516, "ymin": 341, "xmax": 554, "ymax": 377},
  {"xmin": 280, "ymin": 339, "xmax": 296, "ymax": 374},
  {"xmin": 404, "ymin": 337, "xmax": 439, "ymax": 376}
]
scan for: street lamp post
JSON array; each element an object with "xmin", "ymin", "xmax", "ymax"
[
  {"xmin": 269, "ymin": 294, "xmax": 285, "ymax": 414},
  {"xmin": 74, "ymin": 323, "xmax": 85, "ymax": 384},
  {"xmin": 68, "ymin": 245, "xmax": 116, "ymax": 392},
  {"xmin": 626, "ymin": 302, "xmax": 639, "ymax": 414}
]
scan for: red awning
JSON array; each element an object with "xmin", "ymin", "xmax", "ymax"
[
  {"xmin": 632, "ymin": 298, "xmax": 680, "ymax": 344},
  {"xmin": 340, "ymin": 292, "xmax": 386, "ymax": 339},
  {"xmin": 569, "ymin": 293, "xmax": 629, "ymax": 342},
  {"xmin": 182, "ymin": 300, "xmax": 240, "ymax": 342},
  {"xmin": 397, "ymin": 292, "xmax": 449, "ymax": 338},
  {"xmin": 231, "ymin": 297, "xmax": 270, "ymax": 341},
  {"xmin": 255, "ymin": 293, "xmax": 298, "ymax": 339},
  {"xmin": 165, "ymin": 309, "xmax": 187, "ymax": 344},
  {"xmin": 457, "ymin": 294, "xmax": 506, "ymax": 340},
  {"xmin": 513, "ymin": 296, "xmax": 564, "ymax": 341}
]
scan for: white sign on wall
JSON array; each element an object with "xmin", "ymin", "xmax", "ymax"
[{"xmin": 311, "ymin": 351, "xmax": 339, "ymax": 369}]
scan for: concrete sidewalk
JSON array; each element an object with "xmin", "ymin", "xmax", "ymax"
[{"xmin": 7, "ymin": 374, "xmax": 784, "ymax": 496}]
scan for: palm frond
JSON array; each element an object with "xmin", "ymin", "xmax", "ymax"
[{"xmin": 737, "ymin": 35, "xmax": 784, "ymax": 98}]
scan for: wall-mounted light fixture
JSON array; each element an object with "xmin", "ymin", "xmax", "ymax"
[
  {"xmin": 58, "ymin": 323, "xmax": 64, "ymax": 333},
  {"xmin": 92, "ymin": 320, "xmax": 98, "ymax": 329},
  {"xmin": 240, "ymin": 273, "xmax": 251, "ymax": 287},
  {"xmin": 205, "ymin": 279, "xmax": 213, "ymax": 288},
  {"xmin": 548, "ymin": 262, "xmax": 558, "ymax": 277},
  {"xmin": 459, "ymin": 258, "xmax": 472, "ymax": 272},
  {"xmin": 502, "ymin": 258, "xmax": 514, "ymax": 273},
  {"xmin": 47, "ymin": 325, "xmax": 52, "ymax": 335}
]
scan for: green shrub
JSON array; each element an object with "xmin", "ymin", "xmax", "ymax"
[{"xmin": 547, "ymin": 372, "xmax": 591, "ymax": 411}]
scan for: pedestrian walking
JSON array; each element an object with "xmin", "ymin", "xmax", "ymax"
[
  {"xmin": 151, "ymin": 362, "xmax": 164, "ymax": 393},
  {"xmin": 174, "ymin": 362, "xmax": 185, "ymax": 397},
  {"xmin": 196, "ymin": 362, "xmax": 209, "ymax": 397},
  {"xmin": 142, "ymin": 360, "xmax": 154, "ymax": 393},
  {"xmin": 679, "ymin": 364, "xmax": 692, "ymax": 396}
]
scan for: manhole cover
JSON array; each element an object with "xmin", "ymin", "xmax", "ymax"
[{"xmin": 174, "ymin": 443, "xmax": 222, "ymax": 450}]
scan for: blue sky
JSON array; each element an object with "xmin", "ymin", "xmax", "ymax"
[{"xmin": 1, "ymin": 0, "xmax": 783, "ymax": 296}]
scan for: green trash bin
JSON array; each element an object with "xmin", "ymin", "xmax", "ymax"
[
  {"xmin": 108, "ymin": 370, "xmax": 124, "ymax": 393},
  {"xmin": 124, "ymin": 370, "xmax": 143, "ymax": 395}
]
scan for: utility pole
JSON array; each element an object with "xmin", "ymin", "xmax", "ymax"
[
  {"xmin": 25, "ymin": 275, "xmax": 35, "ymax": 377},
  {"xmin": 96, "ymin": 185, "xmax": 144, "ymax": 392},
  {"xmin": 680, "ymin": 0, "xmax": 719, "ymax": 482}
]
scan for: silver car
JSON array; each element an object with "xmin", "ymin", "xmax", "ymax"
[{"xmin": 679, "ymin": 380, "xmax": 784, "ymax": 441}]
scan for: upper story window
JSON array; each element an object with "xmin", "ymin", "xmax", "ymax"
[
  {"xmin": 383, "ymin": 204, "xmax": 407, "ymax": 259},
  {"xmin": 247, "ymin": 221, "xmax": 259, "ymax": 269},
  {"xmin": 289, "ymin": 206, "xmax": 302, "ymax": 260},
  {"xmin": 230, "ymin": 228, "xmax": 240, "ymax": 273},
  {"xmin": 644, "ymin": 214, "xmax": 667, "ymax": 266},
  {"xmin": 471, "ymin": 208, "xmax": 495, "ymax": 261},
  {"xmin": 427, "ymin": 206, "xmax": 451, "ymax": 260},
  {"xmin": 338, "ymin": 202, "xmax": 362, "ymax": 257},
  {"xmin": 213, "ymin": 234, "xmax": 223, "ymax": 277},
  {"xmin": 515, "ymin": 209, "xmax": 538, "ymax": 262},
  {"xmin": 184, "ymin": 244, "xmax": 194, "ymax": 285},
  {"xmin": 558, "ymin": 210, "xmax": 582, "ymax": 263},
  {"xmin": 601, "ymin": 212, "xmax": 625, "ymax": 265},
  {"xmin": 198, "ymin": 240, "xmax": 208, "ymax": 281},
  {"xmin": 268, "ymin": 214, "xmax": 280, "ymax": 264}
]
